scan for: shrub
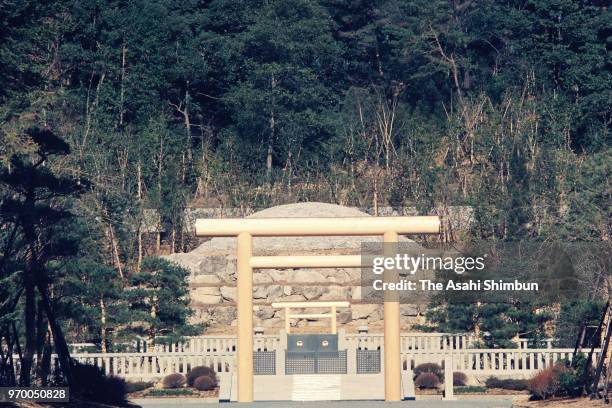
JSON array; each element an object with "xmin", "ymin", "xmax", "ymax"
[
  {"xmin": 415, "ymin": 372, "xmax": 440, "ymax": 389},
  {"xmin": 413, "ymin": 363, "xmax": 443, "ymax": 381},
  {"xmin": 163, "ymin": 373, "xmax": 186, "ymax": 389},
  {"xmin": 453, "ymin": 372, "xmax": 468, "ymax": 386},
  {"xmin": 70, "ymin": 361, "xmax": 126, "ymax": 405},
  {"xmin": 125, "ymin": 381, "xmax": 154, "ymax": 393},
  {"xmin": 193, "ymin": 375, "xmax": 218, "ymax": 391},
  {"xmin": 558, "ymin": 370, "xmax": 583, "ymax": 398},
  {"xmin": 485, "ymin": 377, "xmax": 528, "ymax": 391},
  {"xmin": 187, "ymin": 366, "xmax": 216, "ymax": 386},
  {"xmin": 558, "ymin": 355, "xmax": 592, "ymax": 397},
  {"xmin": 148, "ymin": 389, "xmax": 194, "ymax": 396},
  {"xmin": 528, "ymin": 364, "xmax": 567, "ymax": 400}
]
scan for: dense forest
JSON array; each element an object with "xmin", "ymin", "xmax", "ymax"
[{"xmin": 0, "ymin": 0, "xmax": 610, "ymax": 387}]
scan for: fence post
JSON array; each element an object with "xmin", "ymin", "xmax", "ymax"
[
  {"xmin": 331, "ymin": 306, "xmax": 337, "ymax": 334},
  {"xmin": 443, "ymin": 355, "xmax": 455, "ymax": 400},
  {"xmin": 380, "ymin": 345, "xmax": 385, "ymax": 374},
  {"xmin": 339, "ymin": 330, "xmax": 356, "ymax": 374},
  {"xmin": 276, "ymin": 329, "xmax": 287, "ymax": 376}
]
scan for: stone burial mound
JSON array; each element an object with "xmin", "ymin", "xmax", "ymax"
[{"xmin": 165, "ymin": 202, "xmax": 428, "ymax": 334}]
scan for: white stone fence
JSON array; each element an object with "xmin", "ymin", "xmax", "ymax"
[
  {"xmin": 87, "ymin": 333, "xmax": 549, "ymax": 354},
  {"xmin": 141, "ymin": 332, "xmax": 476, "ymax": 353},
  {"xmin": 66, "ymin": 347, "xmax": 599, "ymax": 380},
  {"xmin": 343, "ymin": 332, "xmax": 476, "ymax": 351},
  {"xmin": 142, "ymin": 334, "xmax": 280, "ymax": 353},
  {"xmin": 401, "ymin": 348, "xmax": 599, "ymax": 376},
  {"xmin": 63, "ymin": 332, "xmax": 599, "ymax": 380},
  {"xmin": 70, "ymin": 351, "xmax": 235, "ymax": 380}
]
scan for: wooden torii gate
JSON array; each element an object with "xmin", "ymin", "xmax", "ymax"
[
  {"xmin": 271, "ymin": 301, "xmax": 350, "ymax": 334},
  {"xmin": 195, "ymin": 216, "xmax": 440, "ymax": 402}
]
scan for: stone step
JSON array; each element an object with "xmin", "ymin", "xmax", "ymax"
[{"xmin": 291, "ymin": 374, "xmax": 341, "ymax": 401}]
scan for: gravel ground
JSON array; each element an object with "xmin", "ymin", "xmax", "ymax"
[
  {"xmin": 133, "ymin": 396, "xmax": 608, "ymax": 408},
  {"xmin": 511, "ymin": 396, "xmax": 605, "ymax": 408},
  {"xmin": 133, "ymin": 398, "xmax": 514, "ymax": 408}
]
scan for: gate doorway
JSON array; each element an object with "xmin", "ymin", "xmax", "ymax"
[
  {"xmin": 285, "ymin": 334, "xmax": 347, "ymax": 374},
  {"xmin": 272, "ymin": 301, "xmax": 350, "ymax": 374}
]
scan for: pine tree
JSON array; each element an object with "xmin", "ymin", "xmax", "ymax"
[
  {"xmin": 0, "ymin": 127, "xmax": 88, "ymax": 386},
  {"xmin": 59, "ymin": 258, "xmax": 129, "ymax": 352},
  {"xmin": 124, "ymin": 257, "xmax": 200, "ymax": 344}
]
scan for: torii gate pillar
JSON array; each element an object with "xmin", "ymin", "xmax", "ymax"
[
  {"xmin": 236, "ymin": 232, "xmax": 253, "ymax": 402},
  {"xmin": 383, "ymin": 231, "xmax": 401, "ymax": 400}
]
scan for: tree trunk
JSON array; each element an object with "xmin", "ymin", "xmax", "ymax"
[
  {"xmin": 100, "ymin": 297, "xmax": 107, "ymax": 353},
  {"xmin": 36, "ymin": 282, "xmax": 73, "ymax": 388},
  {"xmin": 21, "ymin": 280, "xmax": 35, "ymax": 386},
  {"xmin": 36, "ymin": 297, "xmax": 47, "ymax": 375},
  {"xmin": 21, "ymin": 222, "xmax": 38, "ymax": 386},
  {"xmin": 156, "ymin": 214, "xmax": 161, "ymax": 254},
  {"xmin": 3, "ymin": 326, "xmax": 17, "ymax": 385},
  {"xmin": 285, "ymin": 151, "xmax": 293, "ymax": 197},
  {"xmin": 136, "ymin": 161, "xmax": 143, "ymax": 269},
  {"xmin": 137, "ymin": 227, "xmax": 143, "ymax": 270},
  {"xmin": 267, "ymin": 74, "xmax": 276, "ymax": 184},
  {"xmin": 108, "ymin": 225, "xmax": 124, "ymax": 279},
  {"xmin": 81, "ymin": 72, "xmax": 105, "ymax": 158},
  {"xmin": 149, "ymin": 298, "xmax": 157, "ymax": 344},
  {"xmin": 266, "ymin": 135, "xmax": 273, "ymax": 182},
  {"xmin": 119, "ymin": 45, "xmax": 127, "ymax": 126},
  {"xmin": 39, "ymin": 330, "xmax": 52, "ymax": 386},
  {"xmin": 11, "ymin": 322, "xmax": 23, "ymax": 365},
  {"xmin": 179, "ymin": 225, "xmax": 185, "ymax": 253},
  {"xmin": 171, "ymin": 225, "xmax": 176, "ymax": 254},
  {"xmin": 137, "ymin": 161, "xmax": 143, "ymax": 199},
  {"xmin": 373, "ymin": 175, "xmax": 379, "ymax": 216},
  {"xmin": 156, "ymin": 137, "xmax": 164, "ymax": 253},
  {"xmin": 182, "ymin": 88, "xmax": 191, "ymax": 183}
]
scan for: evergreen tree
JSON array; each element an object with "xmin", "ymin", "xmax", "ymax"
[
  {"xmin": 0, "ymin": 127, "xmax": 87, "ymax": 386},
  {"xmin": 204, "ymin": 0, "xmax": 345, "ymax": 180},
  {"xmin": 124, "ymin": 257, "xmax": 199, "ymax": 343},
  {"xmin": 58, "ymin": 258, "xmax": 129, "ymax": 351},
  {"xmin": 555, "ymin": 300, "xmax": 606, "ymax": 348}
]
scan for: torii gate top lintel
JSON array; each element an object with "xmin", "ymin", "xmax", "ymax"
[{"xmin": 195, "ymin": 216, "xmax": 440, "ymax": 237}]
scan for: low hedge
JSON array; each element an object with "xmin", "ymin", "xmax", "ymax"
[
  {"xmin": 413, "ymin": 363, "xmax": 443, "ymax": 381},
  {"xmin": 162, "ymin": 373, "xmax": 186, "ymax": 389},
  {"xmin": 187, "ymin": 366, "xmax": 216, "ymax": 386},
  {"xmin": 193, "ymin": 375, "xmax": 218, "ymax": 391},
  {"xmin": 453, "ymin": 372, "xmax": 468, "ymax": 386},
  {"xmin": 125, "ymin": 381, "xmax": 154, "ymax": 393},
  {"xmin": 455, "ymin": 386, "xmax": 488, "ymax": 394},
  {"xmin": 415, "ymin": 372, "xmax": 440, "ymax": 389},
  {"xmin": 147, "ymin": 389, "xmax": 194, "ymax": 397},
  {"xmin": 485, "ymin": 377, "xmax": 528, "ymax": 391}
]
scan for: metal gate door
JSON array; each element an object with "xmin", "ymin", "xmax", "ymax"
[
  {"xmin": 253, "ymin": 350, "xmax": 276, "ymax": 375},
  {"xmin": 285, "ymin": 334, "xmax": 347, "ymax": 374}
]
